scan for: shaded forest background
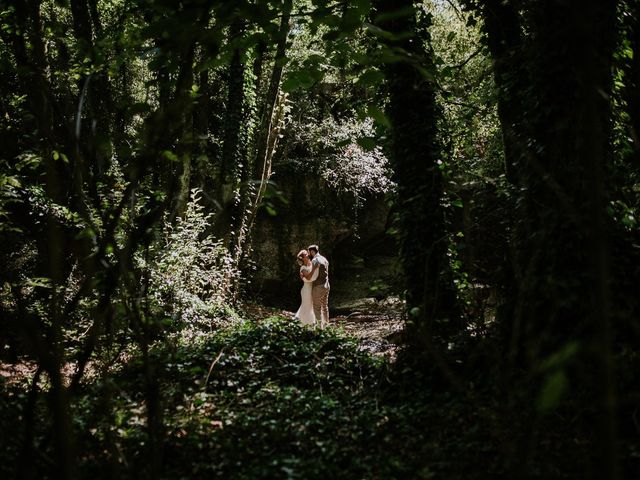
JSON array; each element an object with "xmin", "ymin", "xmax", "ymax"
[{"xmin": 1, "ymin": 0, "xmax": 639, "ymax": 478}]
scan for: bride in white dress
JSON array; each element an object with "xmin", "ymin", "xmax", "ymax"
[{"xmin": 294, "ymin": 249, "xmax": 318, "ymax": 326}]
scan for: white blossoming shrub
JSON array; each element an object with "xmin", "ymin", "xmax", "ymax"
[
  {"xmin": 323, "ymin": 141, "xmax": 393, "ymax": 198},
  {"xmin": 145, "ymin": 189, "xmax": 240, "ymax": 329},
  {"xmin": 285, "ymin": 116, "xmax": 395, "ymax": 198}
]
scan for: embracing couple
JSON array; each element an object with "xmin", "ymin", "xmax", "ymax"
[{"xmin": 294, "ymin": 245, "xmax": 330, "ymax": 328}]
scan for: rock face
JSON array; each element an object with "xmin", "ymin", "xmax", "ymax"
[{"xmin": 250, "ymin": 171, "xmax": 399, "ymax": 309}]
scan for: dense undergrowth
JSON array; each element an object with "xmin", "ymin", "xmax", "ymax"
[
  {"xmin": 0, "ymin": 316, "xmax": 498, "ymax": 480},
  {"xmin": 3, "ymin": 315, "xmax": 635, "ymax": 479}
]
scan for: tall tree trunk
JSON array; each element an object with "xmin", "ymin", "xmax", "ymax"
[
  {"xmin": 69, "ymin": 0, "xmax": 92, "ymax": 42},
  {"xmin": 221, "ymin": 19, "xmax": 248, "ymax": 188},
  {"xmin": 376, "ymin": 0, "xmax": 458, "ymax": 353},
  {"xmin": 476, "ymin": 0, "xmax": 523, "ymax": 184},
  {"xmin": 9, "ymin": 5, "xmax": 75, "ymax": 476},
  {"xmin": 170, "ymin": 42, "xmax": 196, "ymax": 222},
  {"xmin": 252, "ymin": 39, "xmax": 267, "ymax": 114},
  {"xmin": 623, "ymin": 0, "xmax": 640, "ymax": 162},
  {"xmin": 192, "ymin": 57, "xmax": 210, "ymax": 190},
  {"xmin": 471, "ymin": 0, "xmax": 527, "ymax": 391},
  {"xmin": 513, "ymin": 1, "xmax": 619, "ymax": 477}
]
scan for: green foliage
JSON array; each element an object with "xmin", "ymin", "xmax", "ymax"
[
  {"xmin": 1, "ymin": 0, "xmax": 640, "ymax": 478},
  {"xmin": 0, "ymin": 168, "xmax": 21, "ymax": 233},
  {"xmin": 430, "ymin": 2, "xmax": 504, "ymax": 181},
  {"xmin": 1, "ymin": 318, "xmax": 390, "ymax": 478},
  {"xmin": 2, "ymin": 315, "xmax": 605, "ymax": 479},
  {"xmin": 143, "ymin": 189, "xmax": 240, "ymax": 328}
]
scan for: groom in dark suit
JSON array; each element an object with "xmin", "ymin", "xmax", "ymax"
[{"xmin": 302, "ymin": 244, "xmax": 330, "ymax": 327}]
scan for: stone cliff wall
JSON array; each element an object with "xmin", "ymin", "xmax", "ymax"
[{"xmin": 249, "ymin": 172, "xmax": 398, "ymax": 308}]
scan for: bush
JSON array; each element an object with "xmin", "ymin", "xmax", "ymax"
[{"xmin": 143, "ymin": 189, "xmax": 240, "ymax": 329}]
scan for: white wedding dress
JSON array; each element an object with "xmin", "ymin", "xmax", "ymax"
[{"xmin": 295, "ymin": 264, "xmax": 318, "ymax": 326}]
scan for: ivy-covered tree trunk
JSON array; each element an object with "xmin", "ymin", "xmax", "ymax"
[
  {"xmin": 475, "ymin": 0, "xmax": 523, "ymax": 185},
  {"xmin": 171, "ymin": 42, "xmax": 196, "ymax": 222},
  {"xmin": 221, "ymin": 19, "xmax": 249, "ymax": 188},
  {"xmin": 7, "ymin": 3, "xmax": 78, "ymax": 478},
  {"xmin": 513, "ymin": 2, "xmax": 619, "ymax": 477},
  {"xmin": 469, "ymin": 0, "xmax": 525, "ymax": 383},
  {"xmin": 376, "ymin": 0, "xmax": 458, "ymax": 353},
  {"xmin": 623, "ymin": 0, "xmax": 640, "ymax": 163},
  {"xmin": 218, "ymin": 16, "xmax": 256, "ymax": 266}
]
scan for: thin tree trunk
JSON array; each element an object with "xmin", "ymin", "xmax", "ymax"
[
  {"xmin": 17, "ymin": 366, "xmax": 42, "ymax": 479},
  {"xmin": 577, "ymin": 5, "xmax": 619, "ymax": 477},
  {"xmin": 171, "ymin": 42, "xmax": 196, "ymax": 221},
  {"xmin": 471, "ymin": 0, "xmax": 528, "ymax": 407},
  {"xmin": 253, "ymin": 0, "xmax": 292, "ymax": 185},
  {"xmin": 238, "ymin": 0, "xmax": 293, "ymax": 261},
  {"xmin": 221, "ymin": 18, "xmax": 248, "ymax": 187},
  {"xmin": 70, "ymin": 0, "xmax": 115, "ymax": 180},
  {"xmin": 252, "ymin": 39, "xmax": 268, "ymax": 113}
]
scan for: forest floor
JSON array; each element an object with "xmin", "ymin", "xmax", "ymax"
[
  {"xmin": 0, "ymin": 296, "xmax": 405, "ymax": 387},
  {"xmin": 242, "ymin": 295, "xmax": 405, "ymax": 360},
  {"xmin": 1, "ymin": 300, "xmax": 606, "ymax": 479}
]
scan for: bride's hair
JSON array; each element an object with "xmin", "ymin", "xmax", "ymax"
[{"xmin": 296, "ymin": 249, "xmax": 308, "ymax": 266}]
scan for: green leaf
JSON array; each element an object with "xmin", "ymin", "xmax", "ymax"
[
  {"xmin": 282, "ymin": 69, "xmax": 320, "ymax": 92},
  {"xmin": 2, "ymin": 176, "xmax": 21, "ymax": 188},
  {"xmin": 355, "ymin": 69, "xmax": 384, "ymax": 87},
  {"xmin": 537, "ymin": 371, "xmax": 568, "ymax": 412},
  {"xmin": 538, "ymin": 342, "xmax": 579, "ymax": 371},
  {"xmin": 367, "ymin": 105, "xmax": 391, "ymax": 128},
  {"xmin": 162, "ymin": 150, "xmax": 180, "ymax": 162},
  {"xmin": 25, "ymin": 277, "xmax": 52, "ymax": 289},
  {"xmin": 76, "ymin": 228, "xmax": 96, "ymax": 240},
  {"xmin": 265, "ymin": 204, "xmax": 277, "ymax": 216}
]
